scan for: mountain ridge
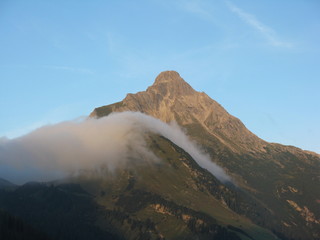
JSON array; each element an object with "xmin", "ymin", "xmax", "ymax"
[{"xmin": 91, "ymin": 70, "xmax": 268, "ymax": 154}]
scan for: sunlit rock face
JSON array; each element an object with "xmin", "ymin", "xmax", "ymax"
[{"xmin": 91, "ymin": 70, "xmax": 267, "ymax": 153}]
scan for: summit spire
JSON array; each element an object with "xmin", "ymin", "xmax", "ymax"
[
  {"xmin": 153, "ymin": 71, "xmax": 181, "ymax": 84},
  {"xmin": 148, "ymin": 70, "xmax": 195, "ymax": 96}
]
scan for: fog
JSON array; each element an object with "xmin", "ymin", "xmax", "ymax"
[{"xmin": 0, "ymin": 112, "xmax": 230, "ymax": 184}]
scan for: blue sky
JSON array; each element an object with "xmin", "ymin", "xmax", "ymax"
[{"xmin": 0, "ymin": 0, "xmax": 319, "ymax": 153}]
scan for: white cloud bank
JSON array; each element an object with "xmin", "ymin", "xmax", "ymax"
[{"xmin": 0, "ymin": 112, "xmax": 230, "ymax": 184}]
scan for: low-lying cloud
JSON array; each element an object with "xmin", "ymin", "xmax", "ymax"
[{"xmin": 0, "ymin": 112, "xmax": 230, "ymax": 184}]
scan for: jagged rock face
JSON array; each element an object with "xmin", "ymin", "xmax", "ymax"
[{"xmin": 91, "ymin": 71, "xmax": 266, "ymax": 153}]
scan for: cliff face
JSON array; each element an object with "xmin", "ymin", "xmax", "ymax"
[{"xmin": 91, "ymin": 71, "xmax": 266, "ymax": 153}]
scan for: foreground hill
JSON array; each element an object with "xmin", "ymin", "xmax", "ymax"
[{"xmin": 91, "ymin": 71, "xmax": 320, "ymax": 240}]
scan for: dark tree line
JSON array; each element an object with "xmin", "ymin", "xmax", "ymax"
[{"xmin": 0, "ymin": 209, "xmax": 51, "ymax": 240}]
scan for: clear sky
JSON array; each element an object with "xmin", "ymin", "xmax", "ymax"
[{"xmin": 0, "ymin": 0, "xmax": 319, "ymax": 153}]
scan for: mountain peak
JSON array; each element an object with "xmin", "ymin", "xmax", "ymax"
[
  {"xmin": 148, "ymin": 70, "xmax": 195, "ymax": 96},
  {"xmin": 153, "ymin": 70, "xmax": 181, "ymax": 84},
  {"xmin": 91, "ymin": 71, "xmax": 266, "ymax": 152}
]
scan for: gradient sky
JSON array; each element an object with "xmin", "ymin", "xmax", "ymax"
[{"xmin": 0, "ymin": 0, "xmax": 319, "ymax": 153}]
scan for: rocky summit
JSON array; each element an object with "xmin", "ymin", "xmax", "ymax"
[{"xmin": 91, "ymin": 71, "xmax": 266, "ymax": 153}]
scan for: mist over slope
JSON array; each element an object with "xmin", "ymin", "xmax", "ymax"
[{"xmin": 0, "ymin": 111, "xmax": 229, "ymax": 184}]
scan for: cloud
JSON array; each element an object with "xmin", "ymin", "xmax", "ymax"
[
  {"xmin": 225, "ymin": 1, "xmax": 292, "ymax": 48},
  {"xmin": 0, "ymin": 112, "xmax": 230, "ymax": 184}
]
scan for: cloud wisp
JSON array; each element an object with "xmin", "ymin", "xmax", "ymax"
[
  {"xmin": 0, "ymin": 112, "xmax": 230, "ymax": 184},
  {"xmin": 225, "ymin": 1, "xmax": 292, "ymax": 48}
]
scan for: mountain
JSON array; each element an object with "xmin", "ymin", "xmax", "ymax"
[
  {"xmin": 90, "ymin": 71, "xmax": 266, "ymax": 153},
  {"xmin": 0, "ymin": 71, "xmax": 318, "ymax": 240},
  {"xmin": 90, "ymin": 71, "xmax": 320, "ymax": 240}
]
